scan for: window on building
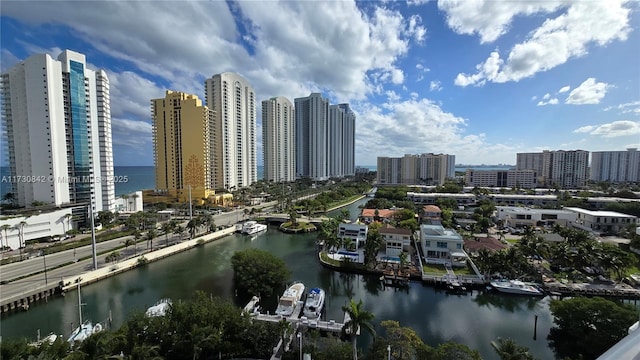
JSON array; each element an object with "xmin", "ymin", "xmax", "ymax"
[{"xmin": 437, "ymin": 242, "xmax": 447, "ymax": 248}]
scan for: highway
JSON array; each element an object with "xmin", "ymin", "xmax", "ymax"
[{"xmin": 0, "ymin": 203, "xmax": 279, "ymax": 307}]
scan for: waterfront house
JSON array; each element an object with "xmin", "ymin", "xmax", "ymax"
[
  {"xmin": 420, "ymin": 224, "xmax": 467, "ymax": 267},
  {"xmin": 379, "ymin": 224, "xmax": 412, "ymax": 257},
  {"xmin": 337, "ymin": 222, "xmax": 368, "ymax": 250},
  {"xmin": 360, "ymin": 208, "xmax": 399, "ymax": 224}
]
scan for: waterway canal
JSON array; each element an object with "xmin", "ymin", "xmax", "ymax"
[{"xmin": 1, "ymin": 198, "xmax": 556, "ymax": 359}]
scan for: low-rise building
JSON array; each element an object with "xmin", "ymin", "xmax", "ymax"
[
  {"xmin": 337, "ymin": 222, "xmax": 368, "ymax": 249},
  {"xmin": 565, "ymin": 207, "xmax": 638, "ymax": 235},
  {"xmin": 420, "ymin": 224, "xmax": 467, "ymax": 267},
  {"xmin": 465, "ymin": 169, "xmax": 536, "ymax": 189},
  {"xmin": 360, "ymin": 208, "xmax": 399, "ymax": 223},
  {"xmin": 115, "ymin": 191, "xmax": 143, "ymax": 213},
  {"xmin": 379, "ymin": 224, "xmax": 412, "ymax": 257},
  {"xmin": 488, "ymin": 194, "xmax": 558, "ymax": 207},
  {"xmin": 407, "ymin": 192, "xmax": 477, "ymax": 207},
  {"xmin": 422, "ymin": 205, "xmax": 442, "ymax": 224},
  {"xmin": 0, "ymin": 207, "xmax": 78, "ymax": 250},
  {"xmin": 495, "ymin": 206, "xmax": 577, "ymax": 228}
]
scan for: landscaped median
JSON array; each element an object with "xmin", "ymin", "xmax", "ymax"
[
  {"xmin": 318, "ymin": 251, "xmax": 380, "ymax": 276},
  {"xmin": 60, "ymin": 227, "xmax": 236, "ymax": 291}
]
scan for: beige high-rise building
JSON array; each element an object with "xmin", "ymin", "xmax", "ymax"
[
  {"xmin": 204, "ymin": 72, "xmax": 257, "ymax": 190},
  {"xmin": 377, "ymin": 153, "xmax": 455, "ymax": 185},
  {"xmin": 152, "ymin": 91, "xmax": 215, "ymax": 202}
]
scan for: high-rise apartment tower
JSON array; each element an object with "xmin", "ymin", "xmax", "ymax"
[
  {"xmin": 204, "ymin": 73, "xmax": 257, "ymax": 190},
  {"xmin": 262, "ymin": 96, "xmax": 295, "ymax": 182},
  {"xmin": 1, "ymin": 50, "xmax": 115, "ymax": 215}
]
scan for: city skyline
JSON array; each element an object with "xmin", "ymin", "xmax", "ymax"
[{"xmin": 1, "ymin": 1, "xmax": 639, "ymax": 167}]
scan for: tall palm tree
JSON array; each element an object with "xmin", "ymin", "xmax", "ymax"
[
  {"xmin": 186, "ymin": 219, "xmax": 197, "ymax": 239},
  {"xmin": 146, "ymin": 229, "xmax": 157, "ymax": 251},
  {"xmin": 121, "ymin": 194, "xmax": 129, "ymax": 212},
  {"xmin": 133, "ymin": 230, "xmax": 141, "ymax": 255},
  {"xmin": 16, "ymin": 221, "xmax": 28, "ymax": 260},
  {"xmin": 161, "ymin": 221, "xmax": 173, "ymax": 248},
  {"xmin": 1, "ymin": 224, "xmax": 11, "ymax": 252},
  {"xmin": 122, "ymin": 238, "xmax": 135, "ymax": 257},
  {"xmin": 341, "ymin": 299, "xmax": 375, "ymax": 360}
]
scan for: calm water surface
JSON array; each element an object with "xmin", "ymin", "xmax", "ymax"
[{"xmin": 1, "ymin": 198, "xmax": 555, "ymax": 360}]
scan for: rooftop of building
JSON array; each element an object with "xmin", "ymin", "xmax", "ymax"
[{"xmin": 564, "ymin": 207, "xmax": 638, "ymax": 218}]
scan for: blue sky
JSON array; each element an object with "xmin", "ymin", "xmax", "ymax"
[{"xmin": 1, "ymin": 0, "xmax": 639, "ymax": 167}]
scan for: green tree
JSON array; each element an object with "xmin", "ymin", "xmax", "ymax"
[
  {"xmin": 433, "ymin": 342, "xmax": 482, "ymax": 360},
  {"xmin": 96, "ymin": 210, "xmax": 115, "ymax": 227},
  {"xmin": 121, "ymin": 238, "xmax": 135, "ymax": 256},
  {"xmin": 146, "ymin": 228, "xmax": 157, "ymax": 251},
  {"xmin": 231, "ymin": 249, "xmax": 291, "ymax": 298},
  {"xmin": 161, "ymin": 221, "xmax": 174, "ymax": 248},
  {"xmin": 491, "ymin": 337, "xmax": 535, "ymax": 360},
  {"xmin": 548, "ymin": 297, "xmax": 638, "ymax": 359},
  {"xmin": 369, "ymin": 320, "xmax": 424, "ymax": 360},
  {"xmin": 341, "ymin": 299, "xmax": 375, "ymax": 360}
]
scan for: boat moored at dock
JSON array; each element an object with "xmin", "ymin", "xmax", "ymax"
[
  {"xmin": 241, "ymin": 221, "xmax": 267, "ymax": 235},
  {"xmin": 489, "ymin": 280, "xmax": 544, "ymax": 296},
  {"xmin": 303, "ymin": 288, "xmax": 325, "ymax": 319},
  {"xmin": 275, "ymin": 282, "xmax": 305, "ymax": 317}
]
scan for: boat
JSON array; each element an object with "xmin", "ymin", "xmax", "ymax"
[
  {"xmin": 489, "ymin": 280, "xmax": 544, "ymax": 296},
  {"xmin": 241, "ymin": 221, "xmax": 267, "ymax": 235},
  {"xmin": 446, "ymin": 279, "xmax": 467, "ymax": 294},
  {"xmin": 67, "ymin": 283, "xmax": 103, "ymax": 343},
  {"xmin": 303, "ymin": 288, "xmax": 325, "ymax": 319},
  {"xmin": 146, "ymin": 298, "xmax": 172, "ymax": 317},
  {"xmin": 275, "ymin": 282, "xmax": 305, "ymax": 317}
]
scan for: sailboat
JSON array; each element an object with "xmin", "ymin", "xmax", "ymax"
[{"xmin": 67, "ymin": 282, "xmax": 103, "ymax": 343}]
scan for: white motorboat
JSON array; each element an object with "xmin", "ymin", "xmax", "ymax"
[
  {"xmin": 242, "ymin": 221, "xmax": 267, "ymax": 235},
  {"xmin": 303, "ymin": 287, "xmax": 325, "ymax": 319},
  {"xmin": 489, "ymin": 280, "xmax": 544, "ymax": 296},
  {"xmin": 67, "ymin": 282, "xmax": 103, "ymax": 343},
  {"xmin": 275, "ymin": 282, "xmax": 305, "ymax": 317},
  {"xmin": 146, "ymin": 298, "xmax": 172, "ymax": 317}
]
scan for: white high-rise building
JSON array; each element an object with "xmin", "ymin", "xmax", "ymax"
[
  {"xmin": 590, "ymin": 149, "xmax": 640, "ymax": 183},
  {"xmin": 338, "ymin": 103, "xmax": 356, "ymax": 177},
  {"xmin": 262, "ymin": 96, "xmax": 295, "ymax": 182},
  {"xmin": 295, "ymin": 93, "xmax": 329, "ymax": 180},
  {"xmin": 204, "ymin": 72, "xmax": 257, "ymax": 190},
  {"xmin": 517, "ymin": 150, "xmax": 589, "ymax": 188},
  {"xmin": 1, "ymin": 50, "xmax": 115, "ymax": 216},
  {"xmin": 377, "ymin": 153, "xmax": 455, "ymax": 185}
]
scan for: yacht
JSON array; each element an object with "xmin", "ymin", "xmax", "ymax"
[
  {"xmin": 242, "ymin": 221, "xmax": 267, "ymax": 235},
  {"xmin": 67, "ymin": 283, "xmax": 103, "ymax": 343},
  {"xmin": 275, "ymin": 282, "xmax": 305, "ymax": 317},
  {"xmin": 489, "ymin": 280, "xmax": 544, "ymax": 296},
  {"xmin": 146, "ymin": 298, "xmax": 172, "ymax": 317},
  {"xmin": 303, "ymin": 287, "xmax": 325, "ymax": 319}
]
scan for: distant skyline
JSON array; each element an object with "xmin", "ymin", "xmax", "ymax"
[{"xmin": 1, "ymin": 1, "xmax": 638, "ymax": 167}]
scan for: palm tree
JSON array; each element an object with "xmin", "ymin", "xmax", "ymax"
[
  {"xmin": 122, "ymin": 238, "xmax": 135, "ymax": 257},
  {"xmin": 1, "ymin": 224, "xmax": 11, "ymax": 253},
  {"xmin": 121, "ymin": 194, "xmax": 129, "ymax": 212},
  {"xmin": 174, "ymin": 225, "xmax": 184, "ymax": 241},
  {"xmin": 341, "ymin": 299, "xmax": 375, "ymax": 360},
  {"xmin": 186, "ymin": 219, "xmax": 197, "ymax": 239},
  {"xmin": 133, "ymin": 230, "xmax": 141, "ymax": 255},
  {"xmin": 16, "ymin": 221, "xmax": 27, "ymax": 260},
  {"xmin": 161, "ymin": 221, "xmax": 173, "ymax": 248},
  {"xmin": 146, "ymin": 229, "xmax": 157, "ymax": 251},
  {"xmin": 490, "ymin": 337, "xmax": 534, "ymax": 360}
]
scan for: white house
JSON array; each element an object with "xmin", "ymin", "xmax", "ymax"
[
  {"xmin": 495, "ymin": 206, "xmax": 577, "ymax": 228},
  {"xmin": 379, "ymin": 224, "xmax": 412, "ymax": 257},
  {"xmin": 420, "ymin": 224, "xmax": 467, "ymax": 267},
  {"xmin": 114, "ymin": 191, "xmax": 143, "ymax": 213},
  {"xmin": 565, "ymin": 207, "xmax": 638, "ymax": 235},
  {"xmin": 0, "ymin": 207, "xmax": 77, "ymax": 250},
  {"xmin": 337, "ymin": 222, "xmax": 368, "ymax": 249}
]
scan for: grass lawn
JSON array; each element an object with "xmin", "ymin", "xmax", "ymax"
[
  {"xmin": 422, "ymin": 264, "xmax": 447, "ymax": 274},
  {"xmin": 281, "ymin": 221, "xmax": 316, "ymax": 231},
  {"xmin": 506, "ymin": 238, "xmax": 519, "ymax": 244}
]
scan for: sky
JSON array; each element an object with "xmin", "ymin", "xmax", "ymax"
[{"xmin": 1, "ymin": 0, "xmax": 639, "ymax": 167}]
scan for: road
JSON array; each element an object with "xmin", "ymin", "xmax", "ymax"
[{"xmin": 0, "ymin": 202, "xmax": 280, "ymax": 306}]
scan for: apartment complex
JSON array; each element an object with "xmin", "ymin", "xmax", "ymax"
[
  {"xmin": 516, "ymin": 150, "xmax": 589, "ymax": 188},
  {"xmin": 152, "ymin": 91, "xmax": 216, "ymax": 202},
  {"xmin": 204, "ymin": 72, "xmax": 257, "ymax": 190},
  {"xmin": 262, "ymin": 96, "xmax": 295, "ymax": 182},
  {"xmin": 294, "ymin": 93, "xmax": 355, "ymax": 180},
  {"xmin": 1, "ymin": 50, "xmax": 115, "ymax": 215},
  {"xmin": 464, "ymin": 169, "xmax": 536, "ymax": 189},
  {"xmin": 377, "ymin": 153, "xmax": 455, "ymax": 186},
  {"xmin": 590, "ymin": 148, "xmax": 640, "ymax": 183}
]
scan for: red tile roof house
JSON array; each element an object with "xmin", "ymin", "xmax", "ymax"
[
  {"xmin": 360, "ymin": 208, "xmax": 400, "ymax": 224},
  {"xmin": 422, "ymin": 205, "xmax": 442, "ymax": 225},
  {"xmin": 463, "ymin": 236, "xmax": 507, "ymax": 255}
]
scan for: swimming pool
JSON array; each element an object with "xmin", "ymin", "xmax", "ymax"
[
  {"xmin": 337, "ymin": 251, "xmax": 359, "ymax": 257},
  {"xmin": 381, "ymin": 256, "xmax": 401, "ymax": 262}
]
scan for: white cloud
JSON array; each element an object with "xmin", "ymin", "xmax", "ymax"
[
  {"xmin": 542, "ymin": 93, "xmax": 551, "ymax": 100},
  {"xmin": 109, "ymin": 71, "xmax": 165, "ymax": 118},
  {"xmin": 558, "ymin": 85, "xmax": 571, "ymax": 93},
  {"xmin": 604, "ymin": 101, "xmax": 640, "ymax": 115},
  {"xmin": 416, "ymin": 63, "xmax": 430, "ymax": 72},
  {"xmin": 429, "ymin": 80, "xmax": 442, "ymax": 92},
  {"xmin": 407, "ymin": 15, "xmax": 427, "ymax": 44},
  {"xmin": 537, "ymin": 97, "xmax": 559, "ymax": 106},
  {"xmin": 453, "ymin": 1, "xmax": 632, "ymax": 86},
  {"xmin": 565, "ymin": 78, "xmax": 610, "ymax": 105},
  {"xmin": 573, "ymin": 120, "xmax": 640, "ymax": 138},
  {"xmin": 438, "ymin": 0, "xmax": 564, "ymax": 43},
  {"xmin": 531, "ymin": 95, "xmax": 537, "ymax": 101}
]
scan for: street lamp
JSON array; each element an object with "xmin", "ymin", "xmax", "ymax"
[
  {"xmin": 297, "ymin": 332, "xmax": 302, "ymax": 360},
  {"xmin": 387, "ymin": 344, "xmax": 391, "ymax": 360},
  {"xmin": 42, "ymin": 249, "xmax": 48, "ymax": 285}
]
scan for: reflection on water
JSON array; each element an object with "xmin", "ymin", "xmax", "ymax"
[{"xmin": 2, "ymin": 197, "xmax": 555, "ymax": 360}]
